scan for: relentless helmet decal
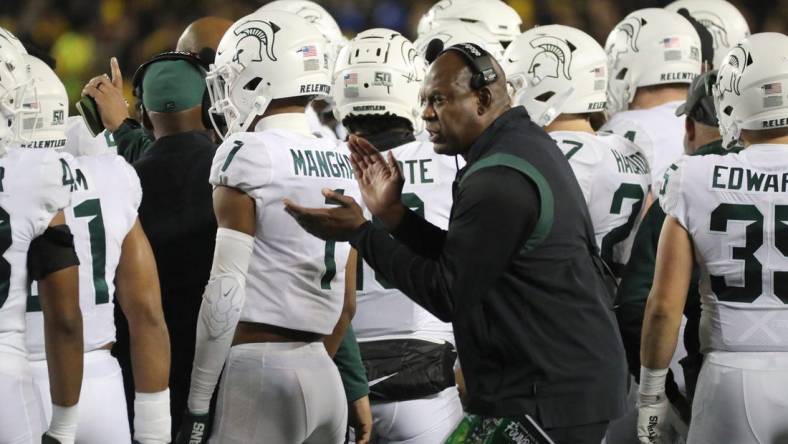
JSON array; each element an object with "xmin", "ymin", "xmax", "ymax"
[
  {"xmin": 528, "ymin": 35, "xmax": 576, "ymax": 81},
  {"xmin": 720, "ymin": 44, "xmax": 753, "ymax": 96},
  {"xmin": 232, "ymin": 20, "xmax": 281, "ymax": 64},
  {"xmin": 608, "ymin": 16, "xmax": 647, "ymax": 67},
  {"xmin": 692, "ymin": 10, "xmax": 731, "ymax": 51}
]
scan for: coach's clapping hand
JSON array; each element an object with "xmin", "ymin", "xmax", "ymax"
[
  {"xmin": 347, "ymin": 135, "xmax": 406, "ymax": 230},
  {"xmin": 284, "ymin": 188, "xmax": 366, "ymax": 241}
]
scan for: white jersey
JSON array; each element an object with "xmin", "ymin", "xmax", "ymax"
[
  {"xmin": 26, "ymin": 154, "xmax": 141, "ymax": 359},
  {"xmin": 660, "ymin": 144, "xmax": 788, "ymax": 353},
  {"xmin": 63, "ymin": 116, "xmax": 117, "ymax": 157},
  {"xmin": 551, "ymin": 131, "xmax": 650, "ymax": 277},
  {"xmin": 210, "ymin": 120, "xmax": 360, "ymax": 335},
  {"xmin": 353, "ymin": 140, "xmax": 459, "ymax": 344},
  {"xmin": 601, "ymin": 100, "xmax": 685, "ymax": 185},
  {"xmin": 0, "ymin": 149, "xmax": 73, "ymax": 358}
]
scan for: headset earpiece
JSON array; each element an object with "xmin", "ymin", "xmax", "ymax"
[{"xmin": 441, "ymin": 43, "xmax": 498, "ymax": 90}]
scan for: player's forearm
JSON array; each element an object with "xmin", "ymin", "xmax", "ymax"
[
  {"xmin": 39, "ymin": 266, "xmax": 83, "ymax": 406},
  {"xmin": 129, "ymin": 312, "xmax": 171, "ymax": 392},
  {"xmin": 640, "ymin": 296, "xmax": 683, "ymax": 370}
]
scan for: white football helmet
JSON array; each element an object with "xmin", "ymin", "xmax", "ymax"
[
  {"xmin": 414, "ymin": 22, "xmax": 505, "ymax": 64},
  {"xmin": 18, "ymin": 56, "xmax": 68, "ymax": 149},
  {"xmin": 257, "ymin": 0, "xmax": 346, "ymax": 70},
  {"xmin": 417, "ymin": 0, "xmax": 522, "ymax": 46},
  {"xmin": 605, "ymin": 8, "xmax": 702, "ymax": 114},
  {"xmin": 0, "ymin": 26, "xmax": 26, "ymax": 55},
  {"xmin": 503, "ymin": 25, "xmax": 607, "ymax": 127},
  {"xmin": 665, "ymin": 0, "xmax": 750, "ymax": 69},
  {"xmin": 207, "ymin": 10, "xmax": 332, "ymax": 137},
  {"xmin": 714, "ymin": 33, "xmax": 788, "ymax": 148},
  {"xmin": 0, "ymin": 27, "xmax": 35, "ymax": 149},
  {"xmin": 332, "ymin": 29, "xmax": 426, "ymax": 133}
]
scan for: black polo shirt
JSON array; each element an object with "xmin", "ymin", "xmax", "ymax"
[
  {"xmin": 114, "ymin": 130, "xmax": 217, "ymax": 436},
  {"xmin": 349, "ymin": 106, "xmax": 628, "ymax": 427}
]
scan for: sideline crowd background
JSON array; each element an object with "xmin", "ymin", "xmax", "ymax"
[{"xmin": 1, "ymin": 0, "xmax": 785, "ymax": 116}]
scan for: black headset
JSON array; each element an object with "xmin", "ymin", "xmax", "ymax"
[
  {"xmin": 427, "ymin": 41, "xmax": 498, "ymax": 90},
  {"xmin": 131, "ymin": 51, "xmax": 213, "ymax": 130}
]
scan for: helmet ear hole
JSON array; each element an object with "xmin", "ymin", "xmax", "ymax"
[
  {"xmin": 615, "ymin": 68, "xmax": 628, "ymax": 80},
  {"xmin": 243, "ymin": 77, "xmax": 262, "ymax": 91},
  {"xmin": 534, "ymin": 91, "xmax": 555, "ymax": 102},
  {"xmin": 723, "ymin": 105, "xmax": 734, "ymax": 116}
]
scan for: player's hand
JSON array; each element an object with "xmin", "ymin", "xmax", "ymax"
[
  {"xmin": 81, "ymin": 57, "xmax": 130, "ymax": 132},
  {"xmin": 637, "ymin": 394, "xmax": 670, "ymax": 444},
  {"xmin": 174, "ymin": 411, "xmax": 211, "ymax": 444},
  {"xmin": 284, "ymin": 189, "xmax": 367, "ymax": 241},
  {"xmin": 347, "ymin": 135, "xmax": 406, "ymax": 230},
  {"xmin": 348, "ymin": 395, "xmax": 372, "ymax": 444}
]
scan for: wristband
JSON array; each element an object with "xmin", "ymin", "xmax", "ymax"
[
  {"xmin": 47, "ymin": 403, "xmax": 79, "ymax": 444},
  {"xmin": 639, "ymin": 366, "xmax": 668, "ymax": 403},
  {"xmin": 134, "ymin": 389, "xmax": 171, "ymax": 444}
]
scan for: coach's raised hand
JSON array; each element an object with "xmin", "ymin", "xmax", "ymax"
[{"xmin": 347, "ymin": 135, "xmax": 405, "ymax": 230}]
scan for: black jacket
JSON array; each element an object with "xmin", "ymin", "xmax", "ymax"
[{"xmin": 349, "ymin": 106, "xmax": 628, "ymax": 427}]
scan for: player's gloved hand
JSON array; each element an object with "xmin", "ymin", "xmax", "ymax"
[
  {"xmin": 174, "ymin": 411, "xmax": 211, "ymax": 444},
  {"xmin": 637, "ymin": 393, "xmax": 670, "ymax": 444}
]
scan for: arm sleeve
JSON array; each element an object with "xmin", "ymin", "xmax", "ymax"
[
  {"xmin": 187, "ymin": 228, "xmax": 254, "ymax": 414},
  {"xmin": 350, "ymin": 167, "xmax": 538, "ymax": 322},
  {"xmin": 113, "ymin": 123, "xmax": 154, "ymax": 164},
  {"xmin": 333, "ymin": 325, "xmax": 370, "ymax": 402}
]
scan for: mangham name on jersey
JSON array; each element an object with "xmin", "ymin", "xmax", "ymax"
[
  {"xmin": 290, "ymin": 148, "xmax": 354, "ymax": 179},
  {"xmin": 611, "ymin": 149, "xmax": 649, "ymax": 175},
  {"xmin": 712, "ymin": 165, "xmax": 788, "ymax": 193}
]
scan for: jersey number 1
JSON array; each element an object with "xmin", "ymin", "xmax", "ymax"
[{"xmin": 27, "ymin": 198, "xmax": 109, "ymax": 311}]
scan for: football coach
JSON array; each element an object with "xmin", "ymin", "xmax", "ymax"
[{"xmin": 285, "ymin": 43, "xmax": 627, "ymax": 444}]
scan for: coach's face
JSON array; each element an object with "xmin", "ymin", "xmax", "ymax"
[{"xmin": 421, "ymin": 52, "xmax": 488, "ymax": 157}]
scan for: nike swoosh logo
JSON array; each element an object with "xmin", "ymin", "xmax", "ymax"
[{"xmin": 368, "ymin": 372, "xmax": 398, "ymax": 386}]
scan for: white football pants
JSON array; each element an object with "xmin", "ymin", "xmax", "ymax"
[
  {"xmin": 210, "ymin": 342, "xmax": 347, "ymax": 444},
  {"xmin": 688, "ymin": 351, "xmax": 788, "ymax": 444},
  {"xmin": 30, "ymin": 349, "xmax": 131, "ymax": 444},
  {"xmin": 370, "ymin": 386, "xmax": 464, "ymax": 444},
  {"xmin": 0, "ymin": 353, "xmax": 44, "ymax": 444}
]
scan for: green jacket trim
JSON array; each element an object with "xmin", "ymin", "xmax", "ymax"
[{"xmin": 460, "ymin": 153, "xmax": 554, "ymax": 252}]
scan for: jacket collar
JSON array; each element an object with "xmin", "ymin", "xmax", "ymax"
[{"xmin": 464, "ymin": 106, "xmax": 528, "ymax": 165}]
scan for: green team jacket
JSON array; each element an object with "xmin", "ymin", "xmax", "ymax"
[
  {"xmin": 112, "ymin": 123, "xmax": 370, "ymax": 402},
  {"xmin": 616, "ymin": 140, "xmax": 739, "ymax": 411}
]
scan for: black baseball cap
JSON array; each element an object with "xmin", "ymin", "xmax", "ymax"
[{"xmin": 676, "ymin": 70, "xmax": 719, "ymax": 127}]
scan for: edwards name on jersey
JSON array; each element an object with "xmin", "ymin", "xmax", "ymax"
[
  {"xmin": 661, "ymin": 144, "xmax": 788, "ymax": 353},
  {"xmin": 210, "ymin": 125, "xmax": 360, "ymax": 335}
]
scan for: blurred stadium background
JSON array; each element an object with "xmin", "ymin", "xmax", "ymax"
[{"xmin": 1, "ymin": 0, "xmax": 785, "ymax": 111}]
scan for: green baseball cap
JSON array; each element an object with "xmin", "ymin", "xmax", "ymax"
[{"xmin": 142, "ymin": 59, "xmax": 205, "ymax": 113}]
